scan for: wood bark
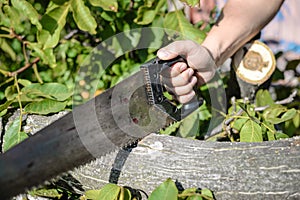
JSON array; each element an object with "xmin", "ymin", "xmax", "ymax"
[{"xmin": 71, "ymin": 134, "xmax": 300, "ymax": 200}]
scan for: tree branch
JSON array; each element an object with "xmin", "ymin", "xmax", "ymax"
[{"xmin": 8, "ymin": 57, "xmax": 40, "ymax": 77}]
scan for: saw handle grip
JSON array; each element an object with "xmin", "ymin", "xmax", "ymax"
[
  {"xmin": 141, "ymin": 55, "xmax": 203, "ymax": 120},
  {"xmin": 158, "ymin": 56, "xmax": 203, "ymax": 118}
]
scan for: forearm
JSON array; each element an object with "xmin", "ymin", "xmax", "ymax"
[{"xmin": 202, "ymin": 0, "xmax": 284, "ymax": 66}]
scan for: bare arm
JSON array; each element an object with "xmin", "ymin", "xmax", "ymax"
[
  {"xmin": 202, "ymin": 0, "xmax": 284, "ymax": 66},
  {"xmin": 157, "ymin": 0, "xmax": 284, "ymax": 103}
]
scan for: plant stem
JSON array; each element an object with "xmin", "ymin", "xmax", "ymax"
[
  {"xmin": 0, "ymin": 34, "xmax": 13, "ymax": 39},
  {"xmin": 0, "ymin": 27, "xmax": 10, "ymax": 32},
  {"xmin": 8, "ymin": 57, "xmax": 40, "ymax": 77},
  {"xmin": 32, "ymin": 63, "xmax": 43, "ymax": 84},
  {"xmin": 0, "ymin": 77, "xmax": 14, "ymax": 87},
  {"xmin": 14, "ymin": 75, "xmax": 23, "ymax": 143}
]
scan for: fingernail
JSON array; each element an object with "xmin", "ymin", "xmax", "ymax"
[
  {"xmin": 189, "ymin": 69, "xmax": 194, "ymax": 76},
  {"xmin": 157, "ymin": 50, "xmax": 169, "ymax": 58},
  {"xmin": 180, "ymin": 64, "xmax": 186, "ymax": 71}
]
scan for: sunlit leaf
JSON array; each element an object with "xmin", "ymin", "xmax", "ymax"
[
  {"xmin": 201, "ymin": 188, "xmax": 214, "ymax": 198},
  {"xmin": 178, "ymin": 109, "xmax": 199, "ymax": 138},
  {"xmin": 38, "ymin": 3, "xmax": 69, "ymax": 49},
  {"xmin": 84, "ymin": 189, "xmax": 101, "ymax": 200},
  {"xmin": 3, "ymin": 118, "xmax": 28, "ymax": 152},
  {"xmin": 11, "ymin": 0, "xmax": 42, "ymax": 30},
  {"xmin": 123, "ymin": 188, "xmax": 132, "ymax": 200},
  {"xmin": 71, "ymin": 0, "xmax": 97, "ymax": 34},
  {"xmin": 267, "ymin": 131, "xmax": 275, "ymax": 141},
  {"xmin": 293, "ymin": 111, "xmax": 300, "ymax": 128},
  {"xmin": 262, "ymin": 104, "xmax": 286, "ymax": 121},
  {"xmin": 240, "ymin": 119, "xmax": 263, "ymax": 142},
  {"xmin": 22, "ymin": 83, "xmax": 71, "ymax": 101},
  {"xmin": 255, "ymin": 89, "xmax": 274, "ymax": 107},
  {"xmin": 29, "ymin": 188, "xmax": 62, "ymax": 198},
  {"xmin": 96, "ymin": 183, "xmax": 120, "ymax": 200},
  {"xmin": 89, "ymin": 0, "xmax": 118, "ymax": 12},
  {"xmin": 231, "ymin": 118, "xmax": 249, "ymax": 132},
  {"xmin": 164, "ymin": 10, "xmax": 206, "ymax": 44},
  {"xmin": 266, "ymin": 108, "xmax": 297, "ymax": 124},
  {"xmin": 275, "ymin": 132, "xmax": 289, "ymax": 140},
  {"xmin": 4, "ymin": 85, "xmax": 17, "ymax": 101},
  {"xmin": 18, "ymin": 79, "xmax": 31, "ymax": 87},
  {"xmin": 160, "ymin": 121, "xmax": 181, "ymax": 135},
  {"xmin": 134, "ymin": 0, "xmax": 166, "ymax": 25},
  {"xmin": 148, "ymin": 178, "xmax": 178, "ymax": 200},
  {"xmin": 134, "ymin": 6, "xmax": 156, "ymax": 25},
  {"xmin": 187, "ymin": 195, "xmax": 203, "ymax": 200},
  {"xmin": 24, "ymin": 99, "xmax": 67, "ymax": 114}
]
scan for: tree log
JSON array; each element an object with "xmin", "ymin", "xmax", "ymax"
[{"xmin": 70, "ymin": 134, "xmax": 300, "ymax": 200}]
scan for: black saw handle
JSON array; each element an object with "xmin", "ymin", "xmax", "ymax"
[{"xmin": 141, "ymin": 56, "xmax": 203, "ymax": 121}]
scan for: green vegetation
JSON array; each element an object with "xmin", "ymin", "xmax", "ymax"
[{"xmin": 0, "ymin": 0, "xmax": 299, "ymax": 199}]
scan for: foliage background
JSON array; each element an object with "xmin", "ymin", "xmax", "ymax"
[{"xmin": 0, "ymin": 0, "xmax": 299, "ymax": 198}]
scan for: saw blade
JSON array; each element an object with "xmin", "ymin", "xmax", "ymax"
[{"xmin": 0, "ymin": 70, "xmax": 176, "ymax": 199}]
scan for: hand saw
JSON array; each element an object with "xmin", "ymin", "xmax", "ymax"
[{"xmin": 0, "ymin": 56, "xmax": 202, "ymax": 199}]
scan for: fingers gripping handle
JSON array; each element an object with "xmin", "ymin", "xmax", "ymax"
[{"xmin": 141, "ymin": 56, "xmax": 203, "ymax": 121}]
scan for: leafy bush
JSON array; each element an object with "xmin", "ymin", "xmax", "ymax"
[{"xmin": 0, "ymin": 0, "xmax": 299, "ymax": 199}]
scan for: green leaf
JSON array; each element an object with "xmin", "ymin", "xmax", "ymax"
[
  {"xmin": 11, "ymin": 0, "xmax": 42, "ymax": 30},
  {"xmin": 3, "ymin": 118, "xmax": 28, "ymax": 152},
  {"xmin": 231, "ymin": 118, "xmax": 249, "ymax": 132},
  {"xmin": 84, "ymin": 189, "xmax": 101, "ymax": 200},
  {"xmin": 262, "ymin": 104, "xmax": 286, "ymax": 121},
  {"xmin": 0, "ymin": 109, "xmax": 7, "ymax": 117},
  {"xmin": 71, "ymin": 0, "xmax": 97, "ymax": 34},
  {"xmin": 29, "ymin": 188, "xmax": 62, "ymax": 198},
  {"xmin": 122, "ymin": 188, "xmax": 132, "ymax": 200},
  {"xmin": 198, "ymin": 101, "xmax": 212, "ymax": 121},
  {"xmin": 134, "ymin": 0, "xmax": 166, "ymax": 25},
  {"xmin": 24, "ymin": 99, "xmax": 67, "ymax": 115},
  {"xmin": 148, "ymin": 178, "xmax": 178, "ymax": 200},
  {"xmin": 18, "ymin": 79, "xmax": 31, "ymax": 87},
  {"xmin": 187, "ymin": 196, "xmax": 203, "ymax": 200},
  {"xmin": 134, "ymin": 6, "xmax": 156, "ymax": 25},
  {"xmin": 267, "ymin": 131, "xmax": 275, "ymax": 141},
  {"xmin": 89, "ymin": 0, "xmax": 118, "ymax": 12},
  {"xmin": 51, "ymin": 0, "xmax": 69, "ymax": 5},
  {"xmin": 3, "ymin": 5, "xmax": 24, "ymax": 33},
  {"xmin": 28, "ymin": 43, "xmax": 56, "ymax": 68},
  {"xmin": 275, "ymin": 132, "xmax": 290, "ymax": 140},
  {"xmin": 160, "ymin": 121, "xmax": 181, "ymax": 135},
  {"xmin": 178, "ymin": 109, "xmax": 199, "ymax": 138},
  {"xmin": 4, "ymin": 85, "xmax": 17, "ymax": 101},
  {"xmin": 201, "ymin": 188, "xmax": 214, "ymax": 198},
  {"xmin": 22, "ymin": 83, "xmax": 71, "ymax": 101},
  {"xmin": 96, "ymin": 183, "xmax": 120, "ymax": 200},
  {"xmin": 0, "ymin": 38, "xmax": 16, "ymax": 61},
  {"xmin": 38, "ymin": 3, "xmax": 70, "ymax": 49},
  {"xmin": 180, "ymin": 0, "xmax": 200, "ymax": 7},
  {"xmin": 164, "ymin": 10, "xmax": 206, "ymax": 44},
  {"xmin": 266, "ymin": 108, "xmax": 297, "ymax": 124},
  {"xmin": 240, "ymin": 119, "xmax": 263, "ymax": 142},
  {"xmin": 0, "ymin": 100, "xmax": 13, "ymax": 113},
  {"xmin": 255, "ymin": 89, "xmax": 274, "ymax": 107},
  {"xmin": 293, "ymin": 111, "xmax": 300, "ymax": 128}
]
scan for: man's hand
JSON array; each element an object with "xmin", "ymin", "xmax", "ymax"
[{"xmin": 157, "ymin": 40, "xmax": 217, "ymax": 104}]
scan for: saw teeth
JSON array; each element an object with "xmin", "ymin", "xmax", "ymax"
[{"xmin": 141, "ymin": 67, "xmax": 155, "ymax": 105}]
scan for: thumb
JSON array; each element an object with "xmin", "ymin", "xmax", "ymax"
[{"xmin": 157, "ymin": 40, "xmax": 196, "ymax": 60}]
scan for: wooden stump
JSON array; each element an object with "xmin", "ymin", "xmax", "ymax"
[{"xmin": 71, "ymin": 134, "xmax": 300, "ymax": 200}]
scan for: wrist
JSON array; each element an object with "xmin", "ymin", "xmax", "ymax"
[{"xmin": 201, "ymin": 35, "xmax": 222, "ymax": 66}]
